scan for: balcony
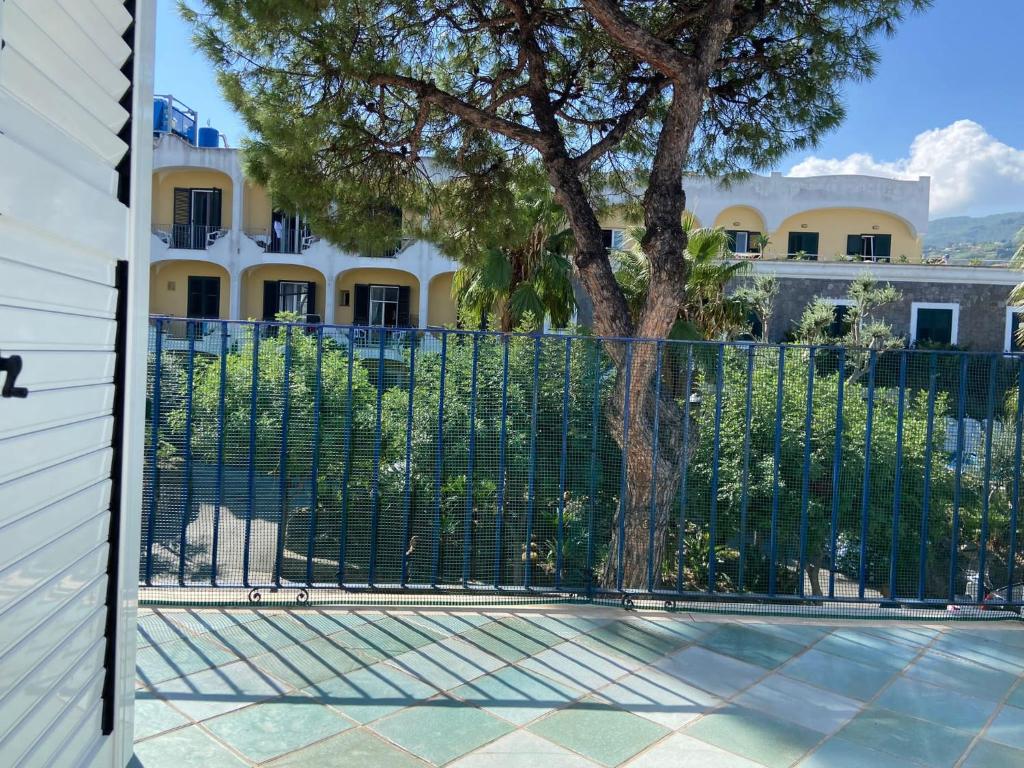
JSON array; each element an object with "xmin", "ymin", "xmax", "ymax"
[{"xmin": 153, "ymin": 223, "xmax": 228, "ymax": 251}]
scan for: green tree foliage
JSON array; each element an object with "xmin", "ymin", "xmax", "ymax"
[{"xmin": 732, "ymin": 274, "xmax": 779, "ymax": 342}]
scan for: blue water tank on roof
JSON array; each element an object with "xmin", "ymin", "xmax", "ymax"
[
  {"xmin": 153, "ymin": 98, "xmax": 168, "ymax": 133},
  {"xmin": 198, "ymin": 127, "xmax": 220, "ymax": 148}
]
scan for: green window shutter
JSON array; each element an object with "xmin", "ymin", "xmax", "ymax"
[
  {"xmin": 806, "ymin": 232, "xmax": 819, "ymax": 257},
  {"xmin": 173, "ymin": 187, "xmax": 190, "ymax": 225},
  {"xmin": 397, "ymin": 286, "xmax": 411, "ymax": 326},
  {"xmin": 209, "ymin": 188, "xmax": 223, "ymax": 229},
  {"xmin": 847, "ymin": 235, "xmax": 863, "ymax": 256},
  {"xmin": 306, "ymin": 282, "xmax": 318, "ymax": 322},
  {"xmin": 354, "ymin": 284, "xmax": 370, "ymax": 325},
  {"xmin": 787, "ymin": 232, "xmax": 800, "ymax": 255},
  {"xmin": 262, "ymin": 280, "xmax": 279, "ymax": 321},
  {"xmin": 875, "ymin": 235, "xmax": 892, "ymax": 259},
  {"xmin": 725, "ymin": 230, "xmax": 738, "ymax": 252}
]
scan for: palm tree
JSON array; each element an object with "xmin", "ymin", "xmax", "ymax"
[
  {"xmin": 448, "ymin": 180, "xmax": 576, "ymax": 332},
  {"xmin": 613, "ymin": 214, "xmax": 751, "ymax": 340}
]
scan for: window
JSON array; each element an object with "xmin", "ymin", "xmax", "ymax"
[
  {"xmin": 369, "ymin": 285, "xmax": 400, "ymax": 326},
  {"xmin": 824, "ymin": 298, "xmax": 855, "ymax": 338},
  {"xmin": 601, "ymin": 229, "xmax": 625, "ymax": 250},
  {"xmin": 787, "ymin": 232, "xmax": 819, "ymax": 259},
  {"xmin": 171, "ymin": 186, "xmax": 222, "ymax": 249},
  {"xmin": 278, "ymin": 281, "xmax": 310, "ymax": 315},
  {"xmin": 846, "ymin": 234, "xmax": 892, "ymax": 262},
  {"xmin": 1005, "ymin": 307, "xmax": 1024, "ymax": 353},
  {"xmin": 911, "ymin": 302, "xmax": 959, "ymax": 346},
  {"xmin": 186, "ymin": 276, "xmax": 220, "ymax": 319},
  {"xmin": 725, "ymin": 230, "xmax": 761, "ymax": 255}
]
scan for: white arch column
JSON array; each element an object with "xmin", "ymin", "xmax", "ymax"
[
  {"xmin": 229, "ymin": 264, "xmax": 243, "ymax": 320},
  {"xmin": 324, "ymin": 273, "xmax": 337, "ymax": 325}
]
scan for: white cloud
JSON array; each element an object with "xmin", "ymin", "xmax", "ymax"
[{"xmin": 787, "ymin": 120, "xmax": 1024, "ymax": 218}]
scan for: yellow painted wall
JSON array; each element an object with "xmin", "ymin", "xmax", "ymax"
[
  {"xmin": 152, "ymin": 170, "xmax": 233, "ymax": 227},
  {"xmin": 149, "ymin": 261, "xmax": 230, "ymax": 318},
  {"xmin": 242, "ymin": 265, "xmax": 326, "ymax": 319},
  {"xmin": 335, "ymin": 268, "xmax": 420, "ymax": 325},
  {"xmin": 427, "ymin": 273, "xmax": 458, "ymax": 327},
  {"xmin": 771, "ymin": 209, "xmax": 921, "ymax": 262},
  {"xmin": 712, "ymin": 206, "xmax": 766, "ymax": 234},
  {"xmin": 244, "ymin": 182, "xmax": 273, "ymax": 233}
]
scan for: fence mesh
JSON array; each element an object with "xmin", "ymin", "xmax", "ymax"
[{"xmin": 141, "ymin": 318, "xmax": 1024, "ymax": 617}]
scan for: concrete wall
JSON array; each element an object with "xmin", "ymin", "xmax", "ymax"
[
  {"xmin": 152, "ymin": 169, "xmax": 233, "ymax": 226},
  {"xmin": 335, "ymin": 267, "xmax": 421, "ymax": 325},
  {"xmin": 150, "ymin": 261, "xmax": 231, "ymax": 318},
  {"xmin": 427, "ymin": 272, "xmax": 457, "ymax": 327},
  {"xmin": 243, "ymin": 181, "xmax": 273, "ymax": 233}
]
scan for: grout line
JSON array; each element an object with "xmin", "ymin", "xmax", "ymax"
[{"xmin": 951, "ymin": 674, "xmax": 1024, "ymax": 768}]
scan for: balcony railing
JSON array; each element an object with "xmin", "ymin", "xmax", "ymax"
[
  {"xmin": 153, "ymin": 223, "xmax": 228, "ymax": 250},
  {"xmin": 244, "ymin": 228, "xmax": 319, "ymax": 254}
]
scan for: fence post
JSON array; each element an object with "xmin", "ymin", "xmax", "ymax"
[
  {"xmin": 768, "ymin": 346, "xmax": 786, "ymax": 597},
  {"xmin": 400, "ymin": 330, "xmax": 417, "ymax": 587},
  {"xmin": 145, "ymin": 319, "xmax": 163, "ymax": 585},
  {"xmin": 211, "ymin": 321, "xmax": 228, "ymax": 587},
  {"xmin": 431, "ymin": 331, "xmax": 448, "ymax": 587},
  {"xmin": 616, "ymin": 341, "xmax": 634, "ymax": 592},
  {"xmin": 243, "ymin": 324, "xmax": 260, "ymax": 588},
  {"xmin": 828, "ymin": 348, "xmax": 845, "ymax": 599},
  {"xmin": 887, "ymin": 351, "xmax": 907, "ymax": 602},
  {"xmin": 306, "ymin": 325, "xmax": 324, "ymax": 586},
  {"xmin": 338, "ymin": 327, "xmax": 355, "ymax": 587},
  {"xmin": 858, "ymin": 350, "xmax": 877, "ymax": 600},
  {"xmin": 1008, "ymin": 358, "xmax": 1024, "ymax": 599},
  {"xmin": 676, "ymin": 346, "xmax": 694, "ymax": 595},
  {"xmin": 178, "ymin": 321, "xmax": 196, "ymax": 586},
  {"xmin": 462, "ymin": 333, "xmax": 480, "ymax": 587},
  {"xmin": 646, "ymin": 341, "xmax": 664, "ymax": 593},
  {"xmin": 586, "ymin": 339, "xmax": 602, "ymax": 598},
  {"xmin": 917, "ymin": 352, "xmax": 938, "ymax": 601},
  {"xmin": 738, "ymin": 345, "xmax": 755, "ymax": 593},
  {"xmin": 274, "ymin": 326, "xmax": 293, "ymax": 588},
  {"xmin": 556, "ymin": 336, "xmax": 572, "ymax": 591},
  {"xmin": 494, "ymin": 335, "xmax": 510, "ymax": 589},
  {"xmin": 368, "ymin": 330, "xmax": 386, "ymax": 586},
  {"xmin": 978, "ymin": 355, "xmax": 998, "ymax": 603},
  {"xmin": 525, "ymin": 334, "xmax": 542, "ymax": 589},
  {"xmin": 949, "ymin": 355, "xmax": 968, "ymax": 602},
  {"xmin": 798, "ymin": 346, "xmax": 816, "ymax": 598},
  {"xmin": 708, "ymin": 345, "xmax": 725, "ymax": 594}
]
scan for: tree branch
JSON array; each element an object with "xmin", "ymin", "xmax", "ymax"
[
  {"xmin": 579, "ymin": 0, "xmax": 696, "ymax": 81},
  {"xmin": 575, "ymin": 76, "xmax": 667, "ymax": 170}
]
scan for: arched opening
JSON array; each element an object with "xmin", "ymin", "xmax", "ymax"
[
  {"xmin": 427, "ymin": 272, "xmax": 458, "ymax": 328},
  {"xmin": 241, "ymin": 264, "xmax": 327, "ymax": 323},
  {"xmin": 151, "ymin": 168, "xmax": 233, "ymax": 250},
  {"xmin": 149, "ymin": 260, "xmax": 230, "ymax": 320},
  {"xmin": 772, "ymin": 208, "xmax": 920, "ymax": 262},
  {"xmin": 336, "ymin": 267, "xmax": 421, "ymax": 327},
  {"xmin": 712, "ymin": 205, "xmax": 767, "ymax": 256}
]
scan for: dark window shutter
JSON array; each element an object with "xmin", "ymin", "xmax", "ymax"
[
  {"xmin": 847, "ymin": 235, "xmax": 863, "ymax": 255},
  {"xmin": 398, "ymin": 286, "xmax": 411, "ymax": 326},
  {"xmin": 875, "ymin": 234, "xmax": 892, "ymax": 259},
  {"xmin": 806, "ymin": 232, "xmax": 819, "ymax": 256},
  {"xmin": 354, "ymin": 284, "xmax": 370, "ymax": 325},
  {"xmin": 787, "ymin": 232, "xmax": 800, "ymax": 255},
  {"xmin": 725, "ymin": 230, "xmax": 738, "ymax": 252},
  {"xmin": 173, "ymin": 187, "xmax": 190, "ymax": 225},
  {"xmin": 263, "ymin": 280, "xmax": 279, "ymax": 321},
  {"xmin": 210, "ymin": 188, "xmax": 223, "ymax": 229},
  {"xmin": 601, "ymin": 229, "xmax": 613, "ymax": 250},
  {"xmin": 306, "ymin": 281, "xmax": 318, "ymax": 322}
]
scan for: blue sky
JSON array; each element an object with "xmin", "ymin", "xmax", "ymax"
[{"xmin": 157, "ymin": 0, "xmax": 1024, "ymax": 218}]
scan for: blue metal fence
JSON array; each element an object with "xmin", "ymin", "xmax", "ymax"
[{"xmin": 141, "ymin": 317, "xmax": 1024, "ymax": 609}]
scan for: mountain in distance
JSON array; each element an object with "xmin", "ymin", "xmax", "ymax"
[{"xmin": 924, "ymin": 211, "xmax": 1024, "ymax": 263}]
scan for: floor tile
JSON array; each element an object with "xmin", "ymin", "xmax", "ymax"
[
  {"xmin": 744, "ymin": 623, "xmax": 830, "ymax": 646},
  {"xmin": 859, "ymin": 625, "xmax": 941, "ymax": 649},
  {"xmin": 518, "ymin": 615, "xmax": 614, "ymax": 640},
  {"xmin": 836, "ymin": 706, "xmax": 974, "ymax": 768},
  {"xmin": 162, "ymin": 609, "xmax": 265, "ymax": 635},
  {"xmin": 779, "ymin": 648, "xmax": 895, "ymax": 701},
  {"xmin": 149, "ymin": 661, "xmax": 290, "ymax": 721},
  {"xmin": 814, "ymin": 630, "xmax": 920, "ymax": 671},
  {"xmin": 519, "ymin": 640, "xmax": 642, "ymax": 691},
  {"xmin": 874, "ymin": 676, "xmax": 997, "ymax": 731},
  {"xmin": 697, "ymin": 625, "xmax": 806, "ymax": 669},
  {"xmin": 386, "ymin": 637, "xmax": 505, "ymax": 690},
  {"xmin": 904, "ymin": 650, "xmax": 1017, "ymax": 701},
  {"xmin": 733, "ymin": 674, "xmax": 861, "ymax": 734},
  {"xmin": 403, "ymin": 612, "xmax": 496, "ymax": 636},
  {"xmin": 248, "ymin": 635, "xmax": 382, "ymax": 688},
  {"xmin": 527, "ymin": 697, "xmax": 669, "ymax": 767},
  {"xmin": 286, "ymin": 610, "xmax": 375, "ymax": 636},
  {"xmin": 204, "ymin": 616, "xmax": 319, "ymax": 657},
  {"xmin": 371, "ymin": 697, "xmax": 513, "ymax": 765},
  {"xmin": 137, "ymin": 614, "xmax": 189, "ymax": 649},
  {"xmin": 136, "ymin": 636, "xmax": 239, "ymax": 686},
  {"xmin": 203, "ymin": 694, "xmax": 354, "ymax": 762},
  {"xmin": 931, "ymin": 634, "xmax": 1024, "ymax": 675},
  {"xmin": 449, "ymin": 665, "xmax": 582, "ymax": 725},
  {"xmin": 458, "ymin": 618, "xmax": 564, "ymax": 663},
  {"xmin": 654, "ymin": 646, "xmax": 764, "ymax": 698},
  {"xmin": 576, "ymin": 621, "xmax": 693, "ymax": 665},
  {"xmin": 305, "ymin": 661, "xmax": 441, "ymax": 724},
  {"xmin": 132, "ymin": 696, "xmax": 190, "ymax": 740},
  {"xmin": 1008, "ymin": 682, "xmax": 1024, "ymax": 709},
  {"xmin": 132, "ymin": 725, "xmax": 246, "ymax": 768},
  {"xmin": 623, "ymin": 732, "xmax": 765, "ymax": 767},
  {"xmin": 325, "ymin": 616, "xmax": 445, "ymax": 655},
  {"xmin": 266, "ymin": 728, "xmax": 428, "ymax": 767},
  {"xmin": 962, "ymin": 739, "xmax": 1024, "ymax": 768},
  {"xmin": 683, "ymin": 704, "xmax": 822, "ymax": 768},
  {"xmin": 447, "ymin": 730, "xmax": 600, "ymax": 768},
  {"xmin": 795, "ymin": 736, "xmax": 917, "ymax": 768},
  {"xmin": 985, "ymin": 704, "xmax": 1024, "ymax": 750},
  {"xmin": 594, "ymin": 666, "xmax": 720, "ymax": 730}
]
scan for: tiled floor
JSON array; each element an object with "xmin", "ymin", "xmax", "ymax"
[{"xmin": 131, "ymin": 607, "xmax": 1024, "ymax": 767}]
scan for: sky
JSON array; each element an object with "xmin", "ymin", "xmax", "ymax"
[{"xmin": 156, "ymin": 0, "xmax": 1024, "ymax": 219}]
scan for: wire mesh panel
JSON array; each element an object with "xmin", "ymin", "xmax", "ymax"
[{"xmin": 140, "ymin": 317, "xmax": 1024, "ymax": 610}]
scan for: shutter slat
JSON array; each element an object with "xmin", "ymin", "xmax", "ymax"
[{"xmin": 55, "ymin": 0, "xmax": 132, "ymax": 66}]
